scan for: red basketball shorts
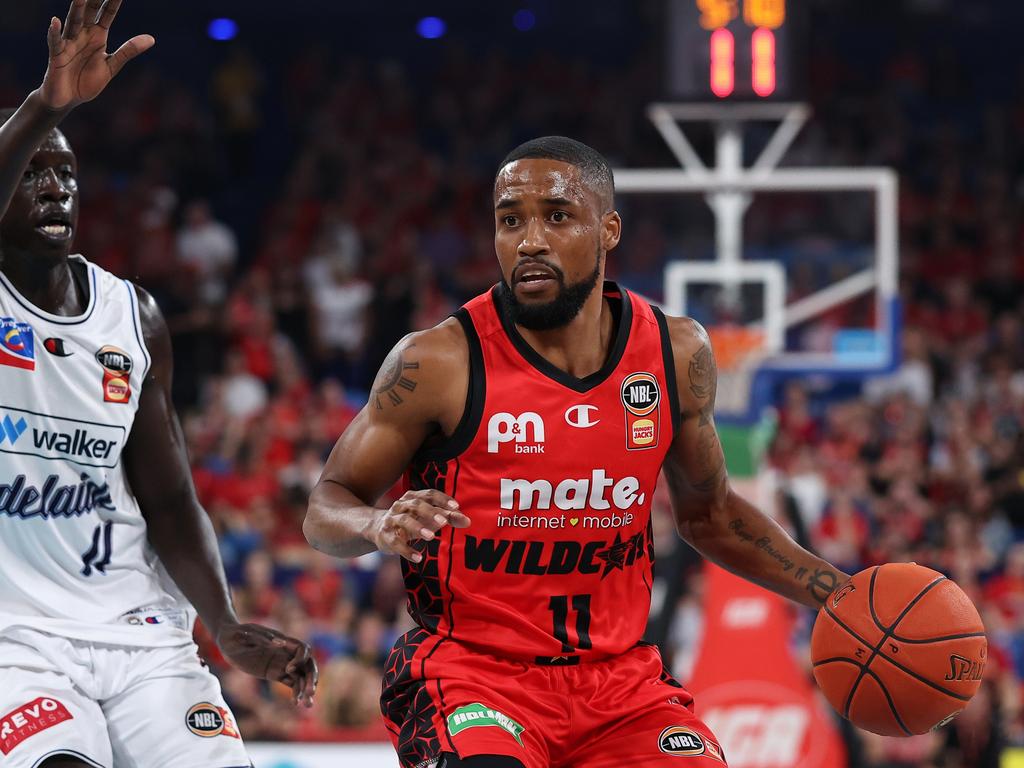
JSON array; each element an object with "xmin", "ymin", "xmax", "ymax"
[{"xmin": 381, "ymin": 628, "xmax": 728, "ymax": 768}]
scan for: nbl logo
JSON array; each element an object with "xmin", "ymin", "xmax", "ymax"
[{"xmin": 621, "ymin": 374, "xmax": 658, "ymax": 414}]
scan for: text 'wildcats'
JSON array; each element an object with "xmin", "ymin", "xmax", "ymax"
[{"xmin": 463, "ymin": 530, "xmax": 653, "ymax": 578}]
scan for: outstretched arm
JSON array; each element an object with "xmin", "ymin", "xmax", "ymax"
[
  {"xmin": 0, "ymin": 0, "xmax": 153, "ymax": 222},
  {"xmin": 662, "ymin": 316, "xmax": 850, "ymax": 608},
  {"xmin": 124, "ymin": 286, "xmax": 317, "ymax": 706}
]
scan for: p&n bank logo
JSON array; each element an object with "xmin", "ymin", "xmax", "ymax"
[{"xmin": 487, "ymin": 411, "xmax": 544, "ymax": 454}]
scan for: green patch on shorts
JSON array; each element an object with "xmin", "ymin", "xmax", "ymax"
[{"xmin": 446, "ymin": 703, "xmax": 525, "ymax": 746}]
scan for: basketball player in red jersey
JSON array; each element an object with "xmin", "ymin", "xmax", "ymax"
[{"xmin": 305, "ymin": 137, "xmax": 850, "ymax": 768}]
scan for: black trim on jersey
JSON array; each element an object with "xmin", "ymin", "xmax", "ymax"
[
  {"xmin": 0, "ymin": 258, "xmax": 98, "ymax": 325},
  {"xmin": 415, "ymin": 308, "xmax": 485, "ymax": 462},
  {"xmin": 491, "ymin": 280, "xmax": 632, "ymax": 394},
  {"xmin": 652, "ymin": 306, "xmax": 682, "ymax": 437}
]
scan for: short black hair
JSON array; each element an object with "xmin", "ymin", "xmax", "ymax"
[{"xmin": 497, "ymin": 135, "xmax": 615, "ymax": 211}]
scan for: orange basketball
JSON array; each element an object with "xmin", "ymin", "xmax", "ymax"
[{"xmin": 810, "ymin": 563, "xmax": 987, "ymax": 736}]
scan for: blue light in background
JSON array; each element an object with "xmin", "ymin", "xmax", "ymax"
[
  {"xmin": 207, "ymin": 18, "xmax": 238, "ymax": 41},
  {"xmin": 513, "ymin": 9, "xmax": 536, "ymax": 31},
  {"xmin": 417, "ymin": 17, "xmax": 446, "ymax": 39}
]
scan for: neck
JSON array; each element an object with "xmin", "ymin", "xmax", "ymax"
[
  {"xmin": 0, "ymin": 247, "xmax": 83, "ymax": 316},
  {"xmin": 515, "ymin": 282, "xmax": 614, "ymax": 379}
]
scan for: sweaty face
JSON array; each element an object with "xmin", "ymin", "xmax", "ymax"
[
  {"xmin": 493, "ymin": 159, "xmax": 618, "ymax": 331},
  {"xmin": 0, "ymin": 130, "xmax": 79, "ymax": 261}
]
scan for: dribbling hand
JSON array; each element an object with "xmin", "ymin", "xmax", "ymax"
[
  {"xmin": 40, "ymin": 0, "xmax": 155, "ymax": 111},
  {"xmin": 370, "ymin": 489, "xmax": 471, "ymax": 563}
]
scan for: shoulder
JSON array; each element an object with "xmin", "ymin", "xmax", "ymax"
[
  {"xmin": 129, "ymin": 284, "xmax": 166, "ymax": 333},
  {"xmin": 662, "ymin": 313, "xmax": 713, "ymax": 368},
  {"xmin": 660, "ymin": 313, "xmax": 717, "ymax": 410},
  {"xmin": 380, "ymin": 315, "xmax": 468, "ymax": 378},
  {"xmin": 129, "ymin": 284, "xmax": 171, "ymax": 369},
  {"xmin": 370, "ymin": 315, "xmax": 469, "ymax": 424}
]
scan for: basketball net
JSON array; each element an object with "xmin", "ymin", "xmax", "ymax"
[{"xmin": 707, "ymin": 324, "xmax": 767, "ymax": 419}]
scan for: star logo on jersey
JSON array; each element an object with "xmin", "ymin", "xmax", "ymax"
[
  {"xmin": 0, "ymin": 318, "xmax": 35, "ymax": 371},
  {"xmin": 594, "ymin": 530, "xmax": 648, "ymax": 578}
]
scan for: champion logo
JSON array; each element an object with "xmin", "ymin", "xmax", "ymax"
[
  {"xmin": 43, "ymin": 338, "xmax": 73, "ymax": 357},
  {"xmin": 0, "ymin": 415, "xmax": 27, "ymax": 445},
  {"xmin": 564, "ymin": 404, "xmax": 600, "ymax": 429}
]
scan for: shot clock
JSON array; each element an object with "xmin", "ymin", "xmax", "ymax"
[{"xmin": 667, "ymin": 0, "xmax": 805, "ymax": 101}]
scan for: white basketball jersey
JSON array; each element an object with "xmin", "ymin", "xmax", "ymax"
[{"xmin": 0, "ymin": 255, "xmax": 194, "ymax": 647}]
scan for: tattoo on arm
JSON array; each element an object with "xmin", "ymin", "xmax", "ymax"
[
  {"xmin": 374, "ymin": 344, "xmax": 419, "ymax": 409},
  {"xmin": 728, "ymin": 519, "xmax": 795, "ymax": 572},
  {"xmin": 688, "ymin": 343, "xmax": 717, "ymax": 427},
  {"xmin": 806, "ymin": 569, "xmax": 839, "ymax": 604}
]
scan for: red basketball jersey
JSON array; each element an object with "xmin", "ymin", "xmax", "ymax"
[{"xmin": 403, "ymin": 282, "xmax": 680, "ymax": 663}]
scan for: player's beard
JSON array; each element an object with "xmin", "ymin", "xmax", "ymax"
[{"xmin": 500, "ymin": 250, "xmax": 603, "ymax": 331}]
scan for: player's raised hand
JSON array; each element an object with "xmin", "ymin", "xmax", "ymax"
[
  {"xmin": 217, "ymin": 622, "xmax": 319, "ymax": 708},
  {"xmin": 371, "ymin": 489, "xmax": 471, "ymax": 563},
  {"xmin": 40, "ymin": 0, "xmax": 155, "ymax": 111}
]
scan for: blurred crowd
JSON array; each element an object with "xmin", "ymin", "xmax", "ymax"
[{"xmin": 8, "ymin": 3, "xmax": 1022, "ymax": 766}]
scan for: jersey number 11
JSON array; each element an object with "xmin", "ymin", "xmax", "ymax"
[{"xmin": 548, "ymin": 594, "xmax": 593, "ymax": 653}]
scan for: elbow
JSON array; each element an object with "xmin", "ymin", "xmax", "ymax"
[
  {"xmin": 302, "ymin": 508, "xmax": 326, "ymax": 552},
  {"xmin": 673, "ymin": 485, "xmax": 732, "ymax": 545}
]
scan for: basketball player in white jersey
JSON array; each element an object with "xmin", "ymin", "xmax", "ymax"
[{"xmin": 0, "ymin": 2, "xmax": 317, "ymax": 766}]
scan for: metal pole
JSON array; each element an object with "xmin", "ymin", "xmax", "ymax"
[{"xmin": 709, "ymin": 121, "xmax": 751, "ymax": 308}]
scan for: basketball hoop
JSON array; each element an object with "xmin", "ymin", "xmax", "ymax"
[{"xmin": 707, "ymin": 325, "xmax": 767, "ymax": 419}]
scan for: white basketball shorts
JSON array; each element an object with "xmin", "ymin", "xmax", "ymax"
[{"xmin": 0, "ymin": 628, "xmax": 251, "ymax": 768}]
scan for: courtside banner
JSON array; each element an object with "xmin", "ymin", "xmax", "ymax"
[{"xmin": 688, "ymin": 563, "xmax": 847, "ymax": 768}]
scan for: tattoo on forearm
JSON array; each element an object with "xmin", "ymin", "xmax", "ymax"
[
  {"xmin": 728, "ymin": 520, "xmax": 840, "ymax": 603},
  {"xmin": 374, "ymin": 344, "xmax": 419, "ymax": 409},
  {"xmin": 806, "ymin": 568, "xmax": 839, "ymax": 604},
  {"xmin": 728, "ymin": 519, "xmax": 796, "ymax": 572},
  {"xmin": 724, "ymin": 520, "xmax": 794, "ymax": 573}
]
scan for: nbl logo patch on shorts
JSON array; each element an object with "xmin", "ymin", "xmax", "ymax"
[
  {"xmin": 0, "ymin": 697, "xmax": 73, "ymax": 755},
  {"xmin": 657, "ymin": 726, "xmax": 725, "ymax": 762},
  {"xmin": 185, "ymin": 703, "xmax": 240, "ymax": 739}
]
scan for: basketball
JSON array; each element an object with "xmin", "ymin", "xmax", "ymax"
[{"xmin": 811, "ymin": 563, "xmax": 987, "ymax": 736}]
